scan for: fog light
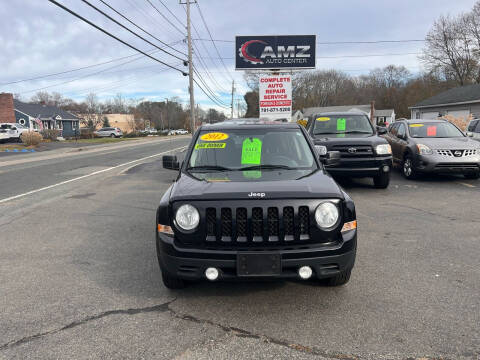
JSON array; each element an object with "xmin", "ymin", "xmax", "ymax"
[
  {"xmin": 298, "ymin": 266, "xmax": 313, "ymax": 280},
  {"xmin": 383, "ymin": 165, "xmax": 390, "ymax": 172},
  {"xmin": 205, "ymin": 267, "xmax": 219, "ymax": 281}
]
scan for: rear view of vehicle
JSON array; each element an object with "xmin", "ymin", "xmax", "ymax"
[
  {"xmin": 0, "ymin": 128, "xmax": 9, "ymax": 143},
  {"xmin": 384, "ymin": 119, "xmax": 480, "ymax": 179},
  {"xmin": 307, "ymin": 112, "xmax": 393, "ymax": 188}
]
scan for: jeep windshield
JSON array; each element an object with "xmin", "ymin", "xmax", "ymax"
[
  {"xmin": 408, "ymin": 122, "xmax": 465, "ymax": 138},
  {"xmin": 313, "ymin": 115, "xmax": 374, "ymax": 135},
  {"xmin": 187, "ymin": 128, "xmax": 317, "ymax": 173}
]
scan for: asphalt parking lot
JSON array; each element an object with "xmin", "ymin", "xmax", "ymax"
[{"xmin": 0, "ymin": 141, "xmax": 479, "ymax": 360}]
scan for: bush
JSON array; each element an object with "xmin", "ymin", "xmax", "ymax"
[
  {"xmin": 41, "ymin": 129, "xmax": 61, "ymax": 141},
  {"xmin": 20, "ymin": 132, "xmax": 43, "ymax": 146},
  {"xmin": 79, "ymin": 128, "xmax": 97, "ymax": 139}
]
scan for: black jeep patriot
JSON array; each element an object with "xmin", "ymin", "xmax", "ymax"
[
  {"xmin": 306, "ymin": 112, "xmax": 393, "ymax": 188},
  {"xmin": 157, "ymin": 121, "xmax": 357, "ymax": 289}
]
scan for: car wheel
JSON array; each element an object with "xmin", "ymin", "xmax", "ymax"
[
  {"xmin": 110, "ymin": 133, "xmax": 115, "ymax": 138},
  {"xmin": 464, "ymin": 172, "xmax": 480, "ymax": 180},
  {"xmin": 402, "ymin": 155, "xmax": 416, "ymax": 179},
  {"xmin": 373, "ymin": 171, "xmax": 390, "ymax": 189},
  {"xmin": 322, "ymin": 268, "xmax": 352, "ymax": 286},
  {"xmin": 161, "ymin": 271, "xmax": 186, "ymax": 289}
]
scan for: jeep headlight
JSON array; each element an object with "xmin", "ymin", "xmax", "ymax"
[
  {"xmin": 175, "ymin": 204, "xmax": 200, "ymax": 231},
  {"xmin": 416, "ymin": 144, "xmax": 433, "ymax": 155},
  {"xmin": 375, "ymin": 144, "xmax": 392, "ymax": 155},
  {"xmin": 315, "ymin": 202, "xmax": 339, "ymax": 230}
]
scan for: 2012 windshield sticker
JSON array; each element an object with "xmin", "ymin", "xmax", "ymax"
[
  {"xmin": 195, "ymin": 143, "xmax": 226, "ymax": 149},
  {"xmin": 409, "ymin": 124, "xmax": 424, "ymax": 127},
  {"xmin": 316, "ymin": 117, "xmax": 330, "ymax": 121},
  {"xmin": 200, "ymin": 132, "xmax": 229, "ymax": 141}
]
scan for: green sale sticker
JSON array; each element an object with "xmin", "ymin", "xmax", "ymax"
[
  {"xmin": 337, "ymin": 118, "xmax": 346, "ymax": 131},
  {"xmin": 241, "ymin": 138, "xmax": 262, "ymax": 165}
]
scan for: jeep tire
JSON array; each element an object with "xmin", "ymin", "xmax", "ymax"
[{"xmin": 161, "ymin": 271, "xmax": 186, "ymax": 289}]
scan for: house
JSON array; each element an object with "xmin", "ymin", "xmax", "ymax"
[
  {"xmin": 302, "ymin": 105, "xmax": 395, "ymax": 125},
  {"xmin": 410, "ymin": 84, "xmax": 480, "ymax": 120}
]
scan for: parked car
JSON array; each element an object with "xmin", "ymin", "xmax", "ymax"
[
  {"xmin": 157, "ymin": 121, "xmax": 356, "ymax": 289},
  {"xmin": 466, "ymin": 119, "xmax": 480, "ymax": 141},
  {"xmin": 0, "ymin": 128, "xmax": 10, "ymax": 143},
  {"xmin": 384, "ymin": 119, "xmax": 480, "ymax": 179},
  {"xmin": 0, "ymin": 123, "xmax": 30, "ymax": 142},
  {"xmin": 94, "ymin": 127, "xmax": 123, "ymax": 138},
  {"xmin": 176, "ymin": 129, "xmax": 188, "ymax": 135},
  {"xmin": 306, "ymin": 112, "xmax": 393, "ymax": 189},
  {"xmin": 140, "ymin": 128, "xmax": 158, "ymax": 135},
  {"xmin": 167, "ymin": 130, "xmax": 176, "ymax": 136}
]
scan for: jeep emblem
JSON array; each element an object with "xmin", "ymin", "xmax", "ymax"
[{"xmin": 248, "ymin": 192, "xmax": 265, "ymax": 198}]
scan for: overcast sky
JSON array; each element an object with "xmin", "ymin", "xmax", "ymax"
[{"xmin": 0, "ymin": 0, "xmax": 476, "ymax": 113}]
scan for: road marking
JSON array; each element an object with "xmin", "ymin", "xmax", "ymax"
[
  {"xmin": 456, "ymin": 182, "xmax": 476, "ymax": 188},
  {"xmin": 0, "ymin": 146, "xmax": 186, "ymax": 205}
]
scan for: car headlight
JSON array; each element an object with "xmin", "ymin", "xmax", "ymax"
[
  {"xmin": 375, "ymin": 144, "xmax": 392, "ymax": 155},
  {"xmin": 315, "ymin": 202, "xmax": 339, "ymax": 230},
  {"xmin": 416, "ymin": 144, "xmax": 433, "ymax": 155},
  {"xmin": 175, "ymin": 204, "xmax": 200, "ymax": 231}
]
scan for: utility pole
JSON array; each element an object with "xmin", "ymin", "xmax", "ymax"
[
  {"xmin": 182, "ymin": 0, "xmax": 196, "ymax": 133},
  {"xmin": 231, "ymin": 80, "xmax": 235, "ymax": 119}
]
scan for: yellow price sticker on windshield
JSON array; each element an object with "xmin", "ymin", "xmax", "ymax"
[
  {"xmin": 195, "ymin": 142, "xmax": 226, "ymax": 149},
  {"xmin": 200, "ymin": 132, "xmax": 229, "ymax": 141},
  {"xmin": 409, "ymin": 124, "xmax": 424, "ymax": 127},
  {"xmin": 316, "ymin": 117, "xmax": 330, "ymax": 122}
]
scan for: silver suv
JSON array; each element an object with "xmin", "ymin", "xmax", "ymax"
[
  {"xmin": 467, "ymin": 119, "xmax": 480, "ymax": 141},
  {"xmin": 94, "ymin": 127, "xmax": 123, "ymax": 138}
]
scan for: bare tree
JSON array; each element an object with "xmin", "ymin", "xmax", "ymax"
[
  {"xmin": 421, "ymin": 15, "xmax": 478, "ymax": 85},
  {"xmin": 83, "ymin": 92, "xmax": 102, "ymax": 129}
]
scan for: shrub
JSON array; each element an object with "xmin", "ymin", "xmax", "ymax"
[
  {"xmin": 79, "ymin": 128, "xmax": 97, "ymax": 139},
  {"xmin": 41, "ymin": 129, "xmax": 61, "ymax": 141},
  {"xmin": 20, "ymin": 132, "xmax": 43, "ymax": 146}
]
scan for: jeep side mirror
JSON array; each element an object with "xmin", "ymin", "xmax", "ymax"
[
  {"xmin": 466, "ymin": 131, "xmax": 474, "ymax": 137},
  {"xmin": 325, "ymin": 151, "xmax": 341, "ymax": 166},
  {"xmin": 162, "ymin": 155, "xmax": 180, "ymax": 170},
  {"xmin": 377, "ymin": 126, "xmax": 387, "ymax": 135}
]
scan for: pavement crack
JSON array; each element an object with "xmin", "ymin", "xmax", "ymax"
[
  {"xmin": 166, "ymin": 305, "xmax": 360, "ymax": 360},
  {"xmin": 0, "ymin": 298, "xmax": 177, "ymax": 351}
]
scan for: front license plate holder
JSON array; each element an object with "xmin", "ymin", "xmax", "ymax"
[{"xmin": 237, "ymin": 252, "xmax": 281, "ymax": 277}]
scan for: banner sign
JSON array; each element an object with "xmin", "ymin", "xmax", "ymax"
[
  {"xmin": 235, "ymin": 35, "xmax": 316, "ymax": 70},
  {"xmin": 259, "ymin": 75, "xmax": 292, "ymax": 121}
]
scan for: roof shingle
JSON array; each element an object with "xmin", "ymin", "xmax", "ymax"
[
  {"xmin": 14, "ymin": 100, "xmax": 79, "ymax": 120},
  {"xmin": 411, "ymin": 84, "xmax": 480, "ymax": 108}
]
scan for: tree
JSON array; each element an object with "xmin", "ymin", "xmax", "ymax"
[
  {"xmin": 244, "ymin": 91, "xmax": 259, "ymax": 118},
  {"xmin": 102, "ymin": 116, "xmax": 110, "ymax": 127},
  {"xmin": 83, "ymin": 92, "xmax": 102, "ymax": 129}
]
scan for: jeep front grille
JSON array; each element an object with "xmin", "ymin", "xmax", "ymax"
[
  {"xmin": 331, "ymin": 145, "xmax": 374, "ymax": 157},
  {"xmin": 205, "ymin": 205, "xmax": 313, "ymax": 245}
]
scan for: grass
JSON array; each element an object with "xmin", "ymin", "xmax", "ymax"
[
  {"xmin": 63, "ymin": 137, "xmax": 140, "ymax": 144},
  {"xmin": 0, "ymin": 143, "xmax": 36, "ymax": 151}
]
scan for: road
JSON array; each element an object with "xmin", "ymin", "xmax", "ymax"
[{"xmin": 0, "ymin": 138, "xmax": 479, "ymax": 360}]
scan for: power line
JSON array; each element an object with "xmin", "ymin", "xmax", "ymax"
[
  {"xmin": 156, "ymin": 0, "xmax": 185, "ymax": 28},
  {"xmin": 196, "ymin": 52, "xmax": 421, "ymax": 60},
  {"xmin": 97, "ymin": 0, "xmax": 186, "ymax": 57},
  {"xmin": 80, "ymin": 0, "xmax": 186, "ymax": 62},
  {"xmin": 1, "ymin": 40, "xmax": 184, "ymax": 87},
  {"xmin": 47, "ymin": 0, "xmax": 186, "ymax": 75},
  {"xmin": 195, "ymin": 2, "xmax": 233, "ymax": 80},
  {"xmin": 192, "ymin": 41, "xmax": 230, "ymax": 93},
  {"xmin": 192, "ymin": 65, "xmax": 229, "ymax": 106},
  {"xmin": 192, "ymin": 38, "xmax": 426, "ymax": 45},
  {"xmin": 144, "ymin": 0, "xmax": 184, "ymax": 35},
  {"xmin": 193, "ymin": 78, "xmax": 229, "ymax": 109}
]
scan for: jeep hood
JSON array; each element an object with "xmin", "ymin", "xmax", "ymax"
[{"xmin": 169, "ymin": 169, "xmax": 344, "ymax": 201}]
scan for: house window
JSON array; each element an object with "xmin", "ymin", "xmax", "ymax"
[
  {"xmin": 57, "ymin": 121, "xmax": 63, "ymax": 130},
  {"xmin": 415, "ymin": 112, "xmax": 420, "ymax": 119}
]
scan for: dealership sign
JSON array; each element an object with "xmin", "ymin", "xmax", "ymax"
[
  {"xmin": 259, "ymin": 75, "xmax": 292, "ymax": 121},
  {"xmin": 235, "ymin": 35, "xmax": 316, "ymax": 70}
]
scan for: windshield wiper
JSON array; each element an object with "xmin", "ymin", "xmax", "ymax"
[
  {"xmin": 238, "ymin": 164, "xmax": 295, "ymax": 171},
  {"xmin": 314, "ymin": 131, "xmax": 372, "ymax": 135},
  {"xmin": 187, "ymin": 165, "xmax": 233, "ymax": 172}
]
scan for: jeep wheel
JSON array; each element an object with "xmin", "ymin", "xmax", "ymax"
[
  {"xmin": 323, "ymin": 269, "xmax": 352, "ymax": 286},
  {"xmin": 402, "ymin": 155, "xmax": 416, "ymax": 179},
  {"xmin": 161, "ymin": 271, "xmax": 186, "ymax": 289},
  {"xmin": 464, "ymin": 172, "xmax": 479, "ymax": 180},
  {"xmin": 373, "ymin": 172, "xmax": 390, "ymax": 189}
]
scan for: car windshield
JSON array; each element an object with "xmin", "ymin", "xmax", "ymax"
[
  {"xmin": 313, "ymin": 114, "xmax": 374, "ymax": 135},
  {"xmin": 408, "ymin": 122, "xmax": 465, "ymax": 138},
  {"xmin": 188, "ymin": 128, "xmax": 317, "ymax": 172}
]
